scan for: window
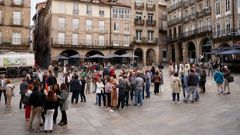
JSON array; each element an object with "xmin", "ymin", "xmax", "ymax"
[
  {"xmin": 238, "ymin": 0, "xmax": 240, "ymax": 13},
  {"xmin": 72, "ymin": 19, "xmax": 79, "ymax": 30},
  {"xmin": 72, "ymin": 34, "xmax": 78, "ymax": 45},
  {"xmin": 124, "ymin": 35, "xmax": 129, "ymax": 46},
  {"xmin": 226, "ymin": 19, "xmax": 231, "ymax": 34},
  {"xmin": 136, "ymin": 12, "xmax": 142, "ymax": 21},
  {"xmin": 136, "ymin": 0, "xmax": 142, "ymax": 5},
  {"xmin": 113, "ymin": 35, "xmax": 119, "ymax": 46},
  {"xmin": 198, "ymin": 3, "xmax": 203, "ymax": 11},
  {"xmin": 119, "ymin": 9, "xmax": 124, "ymax": 18},
  {"xmin": 13, "ymin": 11, "xmax": 21, "ymax": 25},
  {"xmin": 99, "ymin": 35, "xmax": 104, "ymax": 46},
  {"xmin": 147, "ymin": 14, "xmax": 153, "ymax": 23},
  {"xmin": 99, "ymin": 21, "xmax": 105, "ymax": 33},
  {"xmin": 225, "ymin": 0, "xmax": 230, "ymax": 13},
  {"xmin": 59, "ymin": 2, "xmax": 66, "ymax": 14},
  {"xmin": 58, "ymin": 33, "xmax": 65, "ymax": 44},
  {"xmin": 148, "ymin": 31, "xmax": 154, "ymax": 41},
  {"xmin": 0, "ymin": 10, "xmax": 2, "ymax": 24},
  {"xmin": 216, "ymin": 24, "xmax": 221, "ymax": 36},
  {"xmin": 86, "ymin": 34, "xmax": 92, "ymax": 45},
  {"xmin": 113, "ymin": 22, "xmax": 120, "ymax": 31},
  {"xmin": 191, "ymin": 7, "xmax": 195, "ymax": 14},
  {"xmin": 184, "ymin": 9, "xmax": 188, "ymax": 17},
  {"xmin": 99, "ymin": 7, "xmax": 104, "ymax": 17},
  {"xmin": 13, "ymin": 0, "xmax": 23, "ymax": 5},
  {"xmin": 0, "ymin": 32, "xmax": 2, "ymax": 44},
  {"xmin": 112, "ymin": 8, "xmax": 117, "ymax": 18},
  {"xmin": 199, "ymin": 20, "xmax": 203, "ymax": 28},
  {"xmin": 58, "ymin": 17, "xmax": 65, "ymax": 29},
  {"xmin": 206, "ymin": 0, "xmax": 210, "ymax": 8},
  {"xmin": 125, "ymin": 9, "xmax": 130, "ymax": 19},
  {"xmin": 124, "ymin": 22, "xmax": 130, "ymax": 33},
  {"xmin": 86, "ymin": 20, "xmax": 92, "ymax": 31},
  {"xmin": 12, "ymin": 32, "xmax": 21, "ymax": 45},
  {"xmin": 136, "ymin": 30, "xmax": 142, "ymax": 41},
  {"xmin": 86, "ymin": 5, "xmax": 92, "ymax": 16},
  {"xmin": 216, "ymin": 1, "xmax": 221, "ymax": 16},
  {"xmin": 73, "ymin": 3, "xmax": 79, "ymax": 14},
  {"xmin": 147, "ymin": 0, "xmax": 154, "ymax": 7}
]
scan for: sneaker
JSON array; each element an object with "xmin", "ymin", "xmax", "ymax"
[
  {"xmin": 177, "ymin": 101, "xmax": 181, "ymax": 104},
  {"xmin": 172, "ymin": 101, "xmax": 176, "ymax": 104},
  {"xmin": 226, "ymin": 92, "xmax": 231, "ymax": 94},
  {"xmin": 109, "ymin": 109, "xmax": 114, "ymax": 113}
]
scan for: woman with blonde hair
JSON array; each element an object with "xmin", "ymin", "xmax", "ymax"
[{"xmin": 5, "ymin": 79, "xmax": 15, "ymax": 108}]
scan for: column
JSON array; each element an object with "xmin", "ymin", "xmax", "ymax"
[{"xmin": 174, "ymin": 44, "xmax": 179, "ymax": 62}]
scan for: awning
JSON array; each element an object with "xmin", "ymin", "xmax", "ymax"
[
  {"xmin": 218, "ymin": 49, "xmax": 240, "ymax": 55},
  {"xmin": 104, "ymin": 54, "xmax": 120, "ymax": 59},
  {"xmin": 119, "ymin": 53, "xmax": 138, "ymax": 58},
  {"xmin": 58, "ymin": 55, "xmax": 69, "ymax": 60},
  {"xmin": 69, "ymin": 54, "xmax": 86, "ymax": 59},
  {"xmin": 88, "ymin": 54, "xmax": 104, "ymax": 59}
]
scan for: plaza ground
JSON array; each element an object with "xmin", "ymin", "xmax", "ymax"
[{"xmin": 0, "ymin": 67, "xmax": 240, "ymax": 135}]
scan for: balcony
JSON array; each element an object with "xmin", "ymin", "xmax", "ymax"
[
  {"xmin": 11, "ymin": 0, "xmax": 24, "ymax": 7},
  {"xmin": 0, "ymin": 37, "xmax": 30, "ymax": 50},
  {"xmin": 146, "ymin": 4, "xmax": 155, "ymax": 11},
  {"xmin": 212, "ymin": 29, "xmax": 240, "ymax": 39},
  {"xmin": 167, "ymin": 17, "xmax": 182, "ymax": 27},
  {"xmin": 133, "ymin": 37, "xmax": 157, "ymax": 45},
  {"xmin": 134, "ymin": 18, "xmax": 145, "ymax": 26},
  {"xmin": 182, "ymin": 29, "xmax": 197, "ymax": 39},
  {"xmin": 197, "ymin": 25, "xmax": 212, "ymax": 35},
  {"xmin": 11, "ymin": 18, "xmax": 23, "ymax": 26},
  {"xmin": 135, "ymin": 2, "xmax": 144, "ymax": 10},
  {"xmin": 197, "ymin": 7, "xmax": 211, "ymax": 18},
  {"xmin": 146, "ymin": 20, "xmax": 156, "ymax": 27},
  {"xmin": 52, "ymin": 38, "xmax": 110, "ymax": 49},
  {"xmin": 159, "ymin": 21, "xmax": 167, "ymax": 32},
  {"xmin": 167, "ymin": 2, "xmax": 182, "ymax": 13}
]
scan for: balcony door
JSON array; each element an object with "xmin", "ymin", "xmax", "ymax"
[{"xmin": 13, "ymin": 11, "xmax": 21, "ymax": 25}]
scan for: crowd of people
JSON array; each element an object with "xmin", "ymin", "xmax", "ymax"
[{"xmin": 0, "ymin": 60, "xmax": 234, "ymax": 133}]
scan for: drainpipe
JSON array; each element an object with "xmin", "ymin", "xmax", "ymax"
[
  {"xmin": 232, "ymin": 0, "xmax": 235, "ymax": 45},
  {"xmin": 110, "ymin": 5, "xmax": 112, "ymax": 54}
]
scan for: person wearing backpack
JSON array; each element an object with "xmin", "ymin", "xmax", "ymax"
[{"xmin": 23, "ymin": 85, "xmax": 33, "ymax": 121}]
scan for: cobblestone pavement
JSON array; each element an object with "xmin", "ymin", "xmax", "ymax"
[{"xmin": 0, "ymin": 68, "xmax": 240, "ymax": 135}]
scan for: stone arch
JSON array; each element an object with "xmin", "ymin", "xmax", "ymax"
[
  {"xmin": 200, "ymin": 38, "xmax": 212, "ymax": 60},
  {"xmin": 59, "ymin": 49, "xmax": 80, "ymax": 66},
  {"xmin": 85, "ymin": 50, "xmax": 104, "ymax": 57},
  {"xmin": 186, "ymin": 41, "xmax": 196, "ymax": 61},
  {"xmin": 146, "ymin": 49, "xmax": 156, "ymax": 65},
  {"xmin": 114, "ymin": 50, "xmax": 127, "ymax": 55},
  {"xmin": 134, "ymin": 48, "xmax": 143, "ymax": 64}
]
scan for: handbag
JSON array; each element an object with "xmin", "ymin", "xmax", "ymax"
[{"xmin": 227, "ymin": 76, "xmax": 234, "ymax": 83}]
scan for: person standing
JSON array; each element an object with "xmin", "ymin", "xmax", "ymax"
[
  {"xmin": 145, "ymin": 70, "xmax": 151, "ymax": 98},
  {"xmin": 52, "ymin": 84, "xmax": 61, "ymax": 124},
  {"xmin": 207, "ymin": 59, "xmax": 214, "ymax": 76},
  {"xmin": 133, "ymin": 72, "xmax": 145, "ymax": 106},
  {"xmin": 110, "ymin": 75, "xmax": 118, "ymax": 109},
  {"xmin": 58, "ymin": 83, "xmax": 69, "ymax": 126},
  {"xmin": 117, "ymin": 76, "xmax": 126, "ymax": 110},
  {"xmin": 123, "ymin": 75, "xmax": 131, "ymax": 106},
  {"xmin": 105, "ymin": 76, "xmax": 113, "ymax": 111},
  {"xmin": 96, "ymin": 78, "xmax": 105, "ymax": 107},
  {"xmin": 184, "ymin": 69, "xmax": 200, "ymax": 103},
  {"xmin": 44, "ymin": 90, "xmax": 57, "ymax": 132},
  {"xmin": 24, "ymin": 85, "xmax": 33, "ymax": 121},
  {"xmin": 70, "ymin": 75, "xmax": 81, "ymax": 104},
  {"xmin": 199, "ymin": 69, "xmax": 207, "ymax": 93},
  {"xmin": 214, "ymin": 68, "xmax": 224, "ymax": 95},
  {"xmin": 29, "ymin": 85, "xmax": 43, "ymax": 132},
  {"xmin": 85, "ymin": 70, "xmax": 92, "ymax": 94},
  {"xmin": 53, "ymin": 65, "xmax": 59, "ymax": 78},
  {"xmin": 152, "ymin": 71, "xmax": 161, "ymax": 95},
  {"xmin": 80, "ymin": 77, "xmax": 86, "ymax": 102},
  {"xmin": 0, "ymin": 74, "xmax": 7, "ymax": 104},
  {"xmin": 5, "ymin": 79, "xmax": 15, "ymax": 108},
  {"xmin": 171, "ymin": 72, "xmax": 182, "ymax": 104},
  {"xmin": 223, "ymin": 66, "xmax": 231, "ymax": 94},
  {"xmin": 19, "ymin": 78, "xmax": 28, "ymax": 109}
]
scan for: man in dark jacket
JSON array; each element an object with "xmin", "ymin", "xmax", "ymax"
[
  {"xmin": 70, "ymin": 75, "xmax": 82, "ymax": 104},
  {"xmin": 29, "ymin": 85, "xmax": 43, "ymax": 132},
  {"xmin": 19, "ymin": 78, "xmax": 28, "ymax": 109},
  {"xmin": 184, "ymin": 68, "xmax": 200, "ymax": 103}
]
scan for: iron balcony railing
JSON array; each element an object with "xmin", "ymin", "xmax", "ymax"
[
  {"xmin": 134, "ymin": 18, "xmax": 145, "ymax": 26},
  {"xmin": 133, "ymin": 37, "xmax": 158, "ymax": 45},
  {"xmin": 167, "ymin": 2, "xmax": 182, "ymax": 13},
  {"xmin": 197, "ymin": 7, "xmax": 211, "ymax": 18},
  {"xmin": 213, "ymin": 28, "xmax": 239, "ymax": 38},
  {"xmin": 146, "ymin": 20, "xmax": 156, "ymax": 27},
  {"xmin": 0, "ymin": 37, "xmax": 30, "ymax": 46},
  {"xmin": 168, "ymin": 17, "xmax": 182, "ymax": 27}
]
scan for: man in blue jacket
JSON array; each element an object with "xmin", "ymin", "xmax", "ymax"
[{"xmin": 214, "ymin": 67, "xmax": 224, "ymax": 95}]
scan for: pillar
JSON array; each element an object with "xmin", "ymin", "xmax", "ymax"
[{"xmin": 174, "ymin": 44, "xmax": 180, "ymax": 62}]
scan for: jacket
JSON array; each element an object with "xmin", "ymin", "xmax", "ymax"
[
  {"xmin": 29, "ymin": 88, "xmax": 43, "ymax": 108},
  {"xmin": 20, "ymin": 82, "xmax": 28, "ymax": 95},
  {"xmin": 134, "ymin": 77, "xmax": 145, "ymax": 91},
  {"xmin": 70, "ymin": 79, "xmax": 81, "ymax": 92},
  {"xmin": 59, "ymin": 90, "xmax": 69, "ymax": 111},
  {"xmin": 187, "ymin": 73, "xmax": 200, "ymax": 86},
  {"xmin": 171, "ymin": 76, "xmax": 182, "ymax": 93},
  {"xmin": 214, "ymin": 71, "xmax": 224, "ymax": 84},
  {"xmin": 44, "ymin": 96, "xmax": 57, "ymax": 110}
]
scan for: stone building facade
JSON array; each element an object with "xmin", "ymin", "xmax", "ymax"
[
  {"xmin": 0, "ymin": 0, "xmax": 31, "ymax": 52},
  {"xmin": 33, "ymin": 0, "xmax": 132, "ymax": 67}
]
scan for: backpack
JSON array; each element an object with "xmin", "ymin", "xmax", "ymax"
[{"xmin": 22, "ymin": 95, "xmax": 30, "ymax": 105}]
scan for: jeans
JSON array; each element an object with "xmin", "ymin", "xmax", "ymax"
[
  {"xmin": 130, "ymin": 86, "xmax": 134, "ymax": 101},
  {"xmin": 224, "ymin": 79, "xmax": 230, "ymax": 92},
  {"xmin": 0, "ymin": 90, "xmax": 7, "ymax": 104},
  {"xmin": 44, "ymin": 109, "xmax": 54, "ymax": 131},
  {"xmin": 29, "ymin": 106, "xmax": 42, "ymax": 130},
  {"xmin": 124, "ymin": 91, "xmax": 129, "ymax": 106},
  {"xmin": 53, "ymin": 104, "xmax": 59, "ymax": 123},
  {"xmin": 185, "ymin": 86, "xmax": 197, "ymax": 102},
  {"xmin": 19, "ymin": 94, "xmax": 25, "ymax": 109},
  {"xmin": 208, "ymin": 68, "xmax": 214, "ymax": 76},
  {"xmin": 145, "ymin": 83, "xmax": 150, "ymax": 98},
  {"xmin": 105, "ymin": 93, "xmax": 111, "ymax": 107},
  {"xmin": 97, "ymin": 93, "xmax": 106, "ymax": 106},
  {"xmin": 80, "ymin": 90, "xmax": 86, "ymax": 102},
  {"xmin": 135, "ymin": 90, "xmax": 142, "ymax": 106},
  {"xmin": 60, "ymin": 110, "xmax": 67, "ymax": 124},
  {"xmin": 117, "ymin": 93, "xmax": 125, "ymax": 109}
]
